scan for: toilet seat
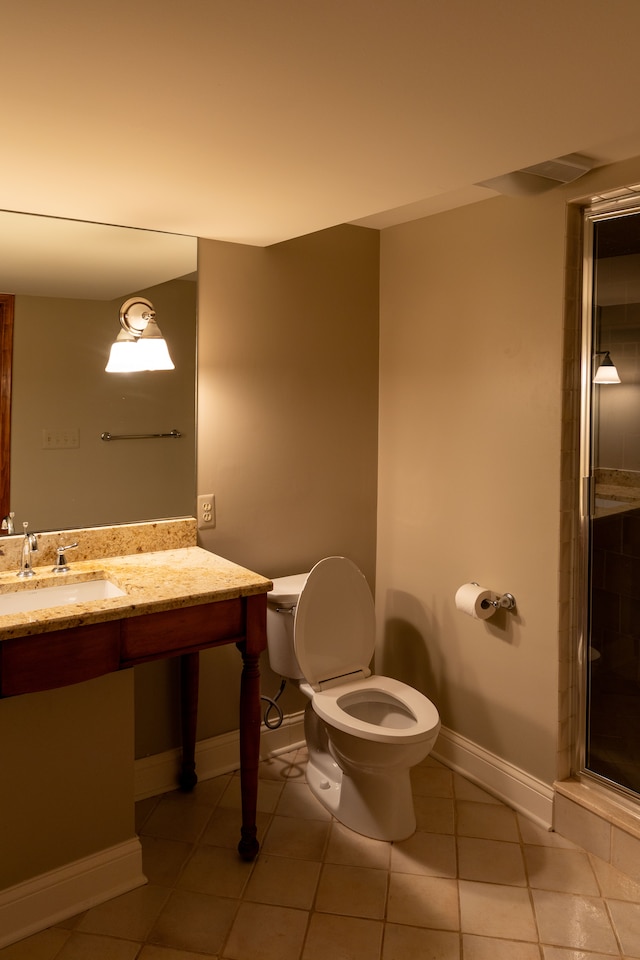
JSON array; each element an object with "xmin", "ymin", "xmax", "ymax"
[
  {"xmin": 293, "ymin": 557, "xmax": 440, "ymax": 746},
  {"xmin": 294, "ymin": 556, "xmax": 376, "ymax": 688},
  {"xmin": 311, "ymin": 674, "xmax": 441, "ymax": 744}
]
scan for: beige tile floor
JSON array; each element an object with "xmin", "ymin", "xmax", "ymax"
[{"xmin": 4, "ymin": 749, "xmax": 640, "ymax": 959}]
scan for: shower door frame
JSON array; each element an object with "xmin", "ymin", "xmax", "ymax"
[{"xmin": 577, "ymin": 194, "xmax": 640, "ymax": 799}]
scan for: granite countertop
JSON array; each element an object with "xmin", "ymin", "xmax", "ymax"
[
  {"xmin": 0, "ymin": 541, "xmax": 273, "ymax": 640},
  {"xmin": 594, "ymin": 469, "xmax": 640, "ymax": 517}
]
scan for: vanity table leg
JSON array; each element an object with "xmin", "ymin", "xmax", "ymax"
[
  {"xmin": 237, "ymin": 640, "xmax": 261, "ymax": 861},
  {"xmin": 179, "ymin": 652, "xmax": 199, "ymax": 791}
]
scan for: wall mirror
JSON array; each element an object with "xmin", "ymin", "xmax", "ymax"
[{"xmin": 0, "ymin": 211, "xmax": 197, "ymax": 533}]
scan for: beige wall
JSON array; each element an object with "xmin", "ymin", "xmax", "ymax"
[
  {"xmin": 376, "ymin": 192, "xmax": 567, "ymax": 785},
  {"xmin": 196, "ymin": 225, "xmax": 380, "ymax": 580},
  {"xmin": 190, "ymin": 224, "xmax": 380, "ymax": 742},
  {"xmin": 0, "ymin": 672, "xmax": 135, "ymax": 887}
]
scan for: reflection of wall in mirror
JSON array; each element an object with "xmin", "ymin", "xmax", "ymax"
[
  {"xmin": 596, "ymin": 301, "xmax": 640, "ymax": 473},
  {"xmin": 10, "ymin": 277, "xmax": 197, "ymax": 531}
]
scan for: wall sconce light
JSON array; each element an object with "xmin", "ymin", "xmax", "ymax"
[
  {"xmin": 105, "ymin": 297, "xmax": 175, "ymax": 373},
  {"xmin": 593, "ymin": 351, "xmax": 621, "ymax": 384}
]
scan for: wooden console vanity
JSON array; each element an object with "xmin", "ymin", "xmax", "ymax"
[{"xmin": 0, "ymin": 525, "xmax": 272, "ymax": 861}]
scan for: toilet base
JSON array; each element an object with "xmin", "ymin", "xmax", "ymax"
[
  {"xmin": 301, "ymin": 699, "xmax": 418, "ymax": 841},
  {"xmin": 305, "ymin": 754, "xmax": 416, "ymax": 842}
]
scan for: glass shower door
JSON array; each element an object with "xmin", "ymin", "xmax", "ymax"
[{"xmin": 583, "ymin": 204, "xmax": 640, "ymax": 796}]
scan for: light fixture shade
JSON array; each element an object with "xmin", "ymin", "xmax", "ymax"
[
  {"xmin": 593, "ymin": 352, "xmax": 621, "ymax": 384},
  {"xmin": 106, "ymin": 297, "xmax": 175, "ymax": 372},
  {"xmin": 136, "ymin": 336, "xmax": 175, "ymax": 371},
  {"xmin": 105, "ymin": 331, "xmax": 139, "ymax": 373}
]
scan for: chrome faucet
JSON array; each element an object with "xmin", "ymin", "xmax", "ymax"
[
  {"xmin": 17, "ymin": 522, "xmax": 38, "ymax": 578},
  {"xmin": 52, "ymin": 542, "xmax": 79, "ymax": 574},
  {"xmin": 1, "ymin": 512, "xmax": 15, "ymax": 535}
]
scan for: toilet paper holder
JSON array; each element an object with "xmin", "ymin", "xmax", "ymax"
[{"xmin": 472, "ymin": 583, "xmax": 516, "ymax": 612}]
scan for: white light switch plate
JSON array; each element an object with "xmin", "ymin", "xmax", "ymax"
[{"xmin": 42, "ymin": 427, "xmax": 79, "ymax": 449}]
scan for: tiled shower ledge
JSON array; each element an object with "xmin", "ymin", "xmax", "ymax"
[
  {"xmin": 556, "ymin": 778, "xmax": 640, "ymax": 839},
  {"xmin": 555, "ymin": 777, "xmax": 640, "ymax": 885}
]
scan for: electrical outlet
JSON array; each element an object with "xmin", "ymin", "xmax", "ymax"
[{"xmin": 197, "ymin": 493, "xmax": 216, "ymax": 530}]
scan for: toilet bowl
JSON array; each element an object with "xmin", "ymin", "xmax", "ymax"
[{"xmin": 266, "ymin": 556, "xmax": 440, "ymax": 841}]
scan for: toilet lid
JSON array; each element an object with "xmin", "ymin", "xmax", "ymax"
[{"xmin": 294, "ymin": 556, "xmax": 376, "ymax": 687}]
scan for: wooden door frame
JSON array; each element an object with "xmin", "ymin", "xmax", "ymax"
[{"xmin": 0, "ymin": 294, "xmax": 14, "ymax": 524}]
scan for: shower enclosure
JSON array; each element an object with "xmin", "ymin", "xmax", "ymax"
[{"xmin": 581, "ymin": 198, "xmax": 640, "ymax": 797}]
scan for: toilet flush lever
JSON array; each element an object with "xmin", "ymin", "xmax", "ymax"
[{"xmin": 275, "ymin": 606, "xmax": 296, "ymax": 616}]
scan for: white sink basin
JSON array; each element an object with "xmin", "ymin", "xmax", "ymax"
[{"xmin": 0, "ymin": 579, "xmax": 126, "ymax": 615}]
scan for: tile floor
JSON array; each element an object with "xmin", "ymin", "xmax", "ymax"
[{"xmin": 4, "ymin": 748, "xmax": 640, "ymax": 959}]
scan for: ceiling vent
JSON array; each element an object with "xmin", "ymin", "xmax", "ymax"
[{"xmin": 477, "ymin": 153, "xmax": 597, "ymax": 197}]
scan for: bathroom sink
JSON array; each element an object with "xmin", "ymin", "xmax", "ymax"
[{"xmin": 0, "ymin": 579, "xmax": 126, "ymax": 615}]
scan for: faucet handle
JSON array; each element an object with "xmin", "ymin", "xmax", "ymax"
[{"xmin": 53, "ymin": 541, "xmax": 79, "ymax": 573}]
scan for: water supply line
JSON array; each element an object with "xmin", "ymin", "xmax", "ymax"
[{"xmin": 261, "ymin": 677, "xmax": 287, "ymax": 729}]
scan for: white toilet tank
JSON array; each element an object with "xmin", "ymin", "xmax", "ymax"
[{"xmin": 266, "ymin": 572, "xmax": 309, "ymax": 679}]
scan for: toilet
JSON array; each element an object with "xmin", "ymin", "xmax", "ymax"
[{"xmin": 266, "ymin": 556, "xmax": 440, "ymax": 841}]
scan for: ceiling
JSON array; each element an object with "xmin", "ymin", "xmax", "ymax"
[{"xmin": 4, "ymin": 0, "xmax": 640, "ymax": 248}]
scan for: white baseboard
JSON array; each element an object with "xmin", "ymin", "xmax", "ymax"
[
  {"xmin": 433, "ymin": 725, "xmax": 554, "ymax": 829},
  {"xmin": 133, "ymin": 715, "xmax": 553, "ymax": 830},
  {"xmin": 134, "ymin": 711, "xmax": 306, "ymax": 800},
  {"xmin": 0, "ymin": 838, "xmax": 145, "ymax": 950}
]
